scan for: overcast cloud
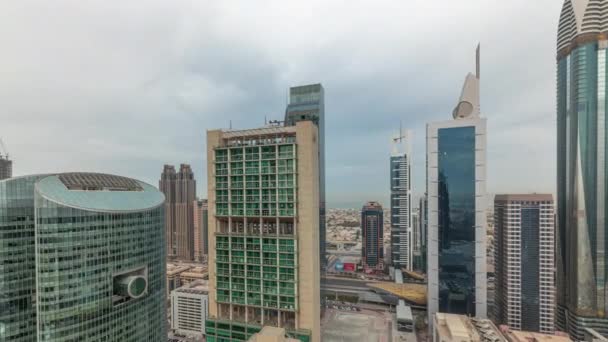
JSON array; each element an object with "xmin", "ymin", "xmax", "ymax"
[{"xmin": 0, "ymin": 1, "xmax": 561, "ymax": 208}]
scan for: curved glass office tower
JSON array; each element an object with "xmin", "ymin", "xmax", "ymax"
[
  {"xmin": 0, "ymin": 175, "xmax": 47, "ymax": 341},
  {"xmin": 556, "ymin": 1, "xmax": 608, "ymax": 339},
  {"xmin": 0, "ymin": 173, "xmax": 166, "ymax": 342}
]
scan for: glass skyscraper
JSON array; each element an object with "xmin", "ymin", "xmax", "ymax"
[
  {"xmin": 556, "ymin": 0, "xmax": 608, "ymax": 339},
  {"xmin": 284, "ymin": 84, "xmax": 325, "ymax": 270},
  {"xmin": 390, "ymin": 129, "xmax": 413, "ymax": 270},
  {"xmin": 361, "ymin": 201, "xmax": 384, "ymax": 272},
  {"xmin": 427, "ymin": 46, "xmax": 487, "ymax": 324},
  {"xmin": 0, "ymin": 173, "xmax": 166, "ymax": 341}
]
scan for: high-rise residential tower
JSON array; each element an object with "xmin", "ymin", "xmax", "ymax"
[
  {"xmin": 427, "ymin": 46, "xmax": 487, "ymax": 324},
  {"xmin": 556, "ymin": 1, "xmax": 608, "ymax": 338},
  {"xmin": 205, "ymin": 121, "xmax": 320, "ymax": 342},
  {"xmin": 391, "ymin": 128, "xmax": 413, "ymax": 270},
  {"xmin": 160, "ymin": 164, "xmax": 197, "ymax": 261},
  {"xmin": 193, "ymin": 199, "xmax": 209, "ymax": 261},
  {"xmin": 361, "ymin": 201, "xmax": 384, "ymax": 272},
  {"xmin": 494, "ymin": 194, "xmax": 555, "ymax": 334},
  {"xmin": 284, "ymin": 83, "xmax": 325, "ymax": 271},
  {"xmin": 0, "ymin": 173, "xmax": 167, "ymax": 341}
]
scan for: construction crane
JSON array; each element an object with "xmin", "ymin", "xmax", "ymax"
[{"xmin": 0, "ymin": 138, "xmax": 9, "ymax": 160}]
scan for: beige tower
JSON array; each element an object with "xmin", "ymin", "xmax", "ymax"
[
  {"xmin": 205, "ymin": 121, "xmax": 320, "ymax": 342},
  {"xmin": 160, "ymin": 163, "xmax": 197, "ymax": 261}
]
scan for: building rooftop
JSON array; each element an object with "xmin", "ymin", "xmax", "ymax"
[
  {"xmin": 220, "ymin": 125, "xmax": 296, "ymax": 139},
  {"xmin": 494, "ymin": 194, "xmax": 553, "ymax": 202},
  {"xmin": 501, "ymin": 327, "xmax": 571, "ymax": 342},
  {"xmin": 167, "ymin": 264, "xmax": 192, "ymax": 276},
  {"xmin": 173, "ymin": 280, "xmax": 209, "ymax": 294},
  {"xmin": 35, "ymin": 173, "xmax": 164, "ymax": 212},
  {"xmin": 434, "ymin": 313, "xmax": 506, "ymax": 342},
  {"xmin": 396, "ymin": 300, "xmax": 413, "ymax": 321}
]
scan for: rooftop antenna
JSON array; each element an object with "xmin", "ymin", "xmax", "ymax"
[
  {"xmin": 393, "ymin": 121, "xmax": 406, "ymax": 143},
  {"xmin": 229, "ymin": 120, "xmax": 232, "ymax": 130},
  {"xmin": 476, "ymin": 43, "xmax": 480, "ymax": 80}
]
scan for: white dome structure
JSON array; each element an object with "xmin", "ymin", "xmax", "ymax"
[{"xmin": 557, "ymin": 0, "xmax": 608, "ymax": 55}]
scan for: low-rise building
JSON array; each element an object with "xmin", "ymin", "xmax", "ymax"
[
  {"xmin": 170, "ymin": 280, "xmax": 209, "ymax": 338},
  {"xmin": 433, "ymin": 313, "xmax": 505, "ymax": 342},
  {"xmin": 248, "ymin": 327, "xmax": 300, "ymax": 342}
]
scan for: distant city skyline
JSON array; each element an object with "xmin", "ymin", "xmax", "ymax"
[{"xmin": 1, "ymin": 1, "xmax": 560, "ymax": 208}]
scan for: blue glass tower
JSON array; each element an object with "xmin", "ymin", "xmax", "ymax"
[
  {"xmin": 556, "ymin": 1, "xmax": 608, "ymax": 339},
  {"xmin": 427, "ymin": 46, "xmax": 487, "ymax": 324},
  {"xmin": 284, "ymin": 84, "xmax": 326, "ymax": 270}
]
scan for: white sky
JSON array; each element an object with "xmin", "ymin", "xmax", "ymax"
[{"xmin": 0, "ymin": 0, "xmax": 562, "ymax": 207}]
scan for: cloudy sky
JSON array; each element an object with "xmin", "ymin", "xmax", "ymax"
[{"xmin": 1, "ymin": 1, "xmax": 561, "ymax": 208}]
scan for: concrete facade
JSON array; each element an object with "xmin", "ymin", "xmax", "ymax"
[
  {"xmin": 193, "ymin": 199, "xmax": 209, "ymax": 261},
  {"xmin": 494, "ymin": 194, "xmax": 555, "ymax": 334},
  {"xmin": 206, "ymin": 121, "xmax": 320, "ymax": 342},
  {"xmin": 171, "ymin": 280, "xmax": 209, "ymax": 338}
]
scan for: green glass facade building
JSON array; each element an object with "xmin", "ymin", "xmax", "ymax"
[
  {"xmin": 556, "ymin": 0, "xmax": 608, "ymax": 339},
  {"xmin": 0, "ymin": 173, "xmax": 166, "ymax": 342},
  {"xmin": 206, "ymin": 122, "xmax": 320, "ymax": 342}
]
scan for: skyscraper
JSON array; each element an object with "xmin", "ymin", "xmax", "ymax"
[
  {"xmin": 415, "ymin": 195, "xmax": 428, "ymax": 273},
  {"xmin": 361, "ymin": 201, "xmax": 384, "ymax": 272},
  {"xmin": 427, "ymin": 46, "xmax": 487, "ymax": 323},
  {"xmin": 494, "ymin": 194, "xmax": 555, "ymax": 334},
  {"xmin": 556, "ymin": 1, "xmax": 608, "ymax": 338},
  {"xmin": 205, "ymin": 121, "xmax": 320, "ymax": 342},
  {"xmin": 284, "ymin": 83, "xmax": 325, "ymax": 270},
  {"xmin": 193, "ymin": 199, "xmax": 209, "ymax": 261},
  {"xmin": 391, "ymin": 128, "xmax": 413, "ymax": 270},
  {"xmin": 0, "ymin": 154, "xmax": 12, "ymax": 180},
  {"xmin": 411, "ymin": 208, "xmax": 421, "ymax": 271},
  {"xmin": 0, "ymin": 173, "xmax": 166, "ymax": 341},
  {"xmin": 160, "ymin": 164, "xmax": 197, "ymax": 261}
]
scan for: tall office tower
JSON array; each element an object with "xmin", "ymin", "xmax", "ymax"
[
  {"xmin": 205, "ymin": 121, "xmax": 320, "ymax": 342},
  {"xmin": 493, "ymin": 194, "xmax": 555, "ymax": 334},
  {"xmin": 160, "ymin": 163, "xmax": 197, "ymax": 260},
  {"xmin": 416, "ymin": 195, "xmax": 429, "ymax": 273},
  {"xmin": 427, "ymin": 46, "xmax": 487, "ymax": 325},
  {"xmin": 557, "ymin": 1, "xmax": 608, "ymax": 338},
  {"xmin": 391, "ymin": 128, "xmax": 413, "ymax": 270},
  {"xmin": 411, "ymin": 208, "xmax": 422, "ymax": 271},
  {"xmin": 0, "ymin": 173, "xmax": 167, "ymax": 341},
  {"xmin": 0, "ymin": 155, "xmax": 12, "ymax": 180},
  {"xmin": 284, "ymin": 84, "xmax": 325, "ymax": 270},
  {"xmin": 194, "ymin": 199, "xmax": 209, "ymax": 261},
  {"xmin": 361, "ymin": 201, "xmax": 384, "ymax": 272}
]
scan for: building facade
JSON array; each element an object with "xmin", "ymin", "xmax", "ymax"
[
  {"xmin": 194, "ymin": 199, "xmax": 209, "ymax": 261},
  {"xmin": 0, "ymin": 173, "xmax": 166, "ymax": 341},
  {"xmin": 205, "ymin": 121, "xmax": 320, "ymax": 342},
  {"xmin": 391, "ymin": 129, "xmax": 413, "ymax": 270},
  {"xmin": 414, "ymin": 195, "xmax": 428, "ymax": 273},
  {"xmin": 361, "ymin": 201, "xmax": 384, "ymax": 272},
  {"xmin": 556, "ymin": 1, "xmax": 608, "ymax": 339},
  {"xmin": 284, "ymin": 84, "xmax": 325, "ymax": 271},
  {"xmin": 171, "ymin": 280, "xmax": 209, "ymax": 338},
  {"xmin": 427, "ymin": 46, "xmax": 487, "ymax": 324},
  {"xmin": 0, "ymin": 155, "xmax": 12, "ymax": 180},
  {"xmin": 160, "ymin": 164, "xmax": 197, "ymax": 261},
  {"xmin": 494, "ymin": 194, "xmax": 555, "ymax": 334}
]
